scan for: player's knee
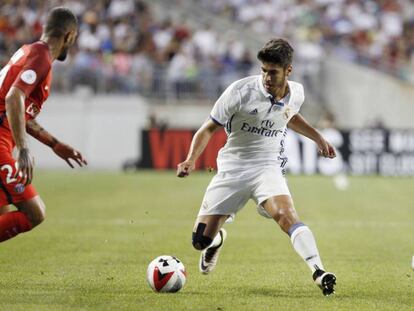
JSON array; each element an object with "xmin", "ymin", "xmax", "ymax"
[
  {"xmin": 273, "ymin": 206, "xmax": 298, "ymax": 231},
  {"xmin": 273, "ymin": 207, "xmax": 287, "ymax": 222},
  {"xmin": 191, "ymin": 231, "xmax": 212, "ymax": 250},
  {"xmin": 27, "ymin": 201, "xmax": 46, "ymax": 227}
]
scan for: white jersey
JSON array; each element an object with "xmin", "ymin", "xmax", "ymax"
[{"xmin": 210, "ymin": 75, "xmax": 305, "ymax": 171}]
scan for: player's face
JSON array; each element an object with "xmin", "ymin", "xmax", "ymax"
[
  {"xmin": 57, "ymin": 28, "xmax": 78, "ymax": 62},
  {"xmin": 261, "ymin": 62, "xmax": 292, "ymax": 94}
]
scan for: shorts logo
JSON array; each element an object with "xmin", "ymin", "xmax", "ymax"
[
  {"xmin": 21, "ymin": 70, "xmax": 37, "ymax": 84},
  {"xmin": 14, "ymin": 183, "xmax": 25, "ymax": 194}
]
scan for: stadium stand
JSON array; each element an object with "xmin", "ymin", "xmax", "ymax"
[
  {"xmin": 0, "ymin": 0, "xmax": 413, "ymax": 100},
  {"xmin": 201, "ymin": 0, "xmax": 414, "ymax": 83}
]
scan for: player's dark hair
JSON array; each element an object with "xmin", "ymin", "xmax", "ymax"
[
  {"xmin": 257, "ymin": 39, "xmax": 294, "ymax": 68},
  {"xmin": 44, "ymin": 7, "xmax": 78, "ymax": 38}
]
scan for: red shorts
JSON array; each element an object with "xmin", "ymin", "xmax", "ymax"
[{"xmin": 0, "ymin": 149, "xmax": 37, "ymax": 207}]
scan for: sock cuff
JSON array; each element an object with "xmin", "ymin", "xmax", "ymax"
[
  {"xmin": 289, "ymin": 223, "xmax": 309, "ymax": 244},
  {"xmin": 288, "ymin": 222, "xmax": 306, "ymax": 237}
]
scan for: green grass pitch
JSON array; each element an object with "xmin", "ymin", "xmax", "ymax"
[{"xmin": 0, "ymin": 171, "xmax": 412, "ymax": 311}]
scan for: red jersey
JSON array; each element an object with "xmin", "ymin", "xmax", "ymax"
[{"xmin": 0, "ymin": 41, "xmax": 52, "ymax": 151}]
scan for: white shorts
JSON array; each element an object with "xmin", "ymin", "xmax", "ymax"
[{"xmin": 198, "ymin": 166, "xmax": 291, "ymax": 220}]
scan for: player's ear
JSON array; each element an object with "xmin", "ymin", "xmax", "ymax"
[
  {"xmin": 285, "ymin": 65, "xmax": 292, "ymax": 77},
  {"xmin": 64, "ymin": 30, "xmax": 77, "ymax": 45},
  {"xmin": 63, "ymin": 32, "xmax": 70, "ymax": 44}
]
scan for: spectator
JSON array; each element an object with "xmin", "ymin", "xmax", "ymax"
[{"xmin": 2, "ymin": 0, "xmax": 411, "ymax": 98}]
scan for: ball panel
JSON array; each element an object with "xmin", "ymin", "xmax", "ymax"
[
  {"xmin": 153, "ymin": 266, "xmax": 175, "ymax": 292},
  {"xmin": 147, "ymin": 255, "xmax": 187, "ymax": 293}
]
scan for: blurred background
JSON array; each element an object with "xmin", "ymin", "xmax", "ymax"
[{"xmin": 1, "ymin": 0, "xmax": 413, "ymax": 175}]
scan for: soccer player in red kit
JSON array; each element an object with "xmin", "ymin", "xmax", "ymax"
[{"xmin": 0, "ymin": 7, "xmax": 87, "ymax": 242}]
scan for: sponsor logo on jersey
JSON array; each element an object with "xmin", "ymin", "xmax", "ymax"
[
  {"xmin": 261, "ymin": 120, "xmax": 274, "ymax": 128},
  {"xmin": 26, "ymin": 103, "xmax": 40, "ymax": 117},
  {"xmin": 241, "ymin": 121, "xmax": 282, "ymax": 137},
  {"xmin": 14, "ymin": 183, "xmax": 25, "ymax": 194},
  {"xmin": 21, "ymin": 69, "xmax": 37, "ymax": 84}
]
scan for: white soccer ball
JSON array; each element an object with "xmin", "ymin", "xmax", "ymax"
[{"xmin": 147, "ymin": 255, "xmax": 187, "ymax": 293}]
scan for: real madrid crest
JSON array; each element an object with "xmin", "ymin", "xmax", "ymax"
[{"xmin": 284, "ymin": 107, "xmax": 291, "ymax": 120}]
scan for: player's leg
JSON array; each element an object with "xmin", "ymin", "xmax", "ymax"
[
  {"xmin": 0, "ymin": 196, "xmax": 45, "ymax": 243},
  {"xmin": 193, "ymin": 170, "xmax": 250, "ymax": 274},
  {"xmin": 0, "ymin": 205, "xmax": 12, "ymax": 215},
  {"xmin": 192, "ymin": 214, "xmax": 228, "ymax": 250},
  {"xmin": 0, "ymin": 152, "xmax": 45, "ymax": 243},
  {"xmin": 262, "ymin": 195, "xmax": 325, "ymax": 269},
  {"xmin": 192, "ymin": 214, "xmax": 228, "ymax": 274},
  {"xmin": 15, "ymin": 195, "xmax": 46, "ymax": 227},
  {"xmin": 262, "ymin": 195, "xmax": 336, "ymax": 295},
  {"xmin": 253, "ymin": 166, "xmax": 336, "ymax": 295}
]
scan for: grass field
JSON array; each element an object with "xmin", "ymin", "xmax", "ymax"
[{"xmin": 0, "ymin": 170, "xmax": 412, "ymax": 311}]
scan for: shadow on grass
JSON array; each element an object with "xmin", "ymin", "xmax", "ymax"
[
  {"xmin": 185, "ymin": 285, "xmax": 320, "ymax": 299},
  {"xmin": 242, "ymin": 287, "xmax": 315, "ymax": 299}
]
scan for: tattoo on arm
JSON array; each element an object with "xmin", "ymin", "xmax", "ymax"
[{"xmin": 26, "ymin": 120, "xmax": 59, "ymax": 148}]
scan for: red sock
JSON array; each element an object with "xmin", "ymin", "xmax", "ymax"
[{"xmin": 0, "ymin": 211, "xmax": 33, "ymax": 242}]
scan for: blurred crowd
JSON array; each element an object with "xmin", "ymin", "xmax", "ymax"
[
  {"xmin": 0, "ymin": 0, "xmax": 255, "ymax": 98},
  {"xmin": 202, "ymin": 0, "xmax": 414, "ymax": 83},
  {"xmin": 1, "ymin": 0, "xmax": 413, "ymax": 99}
]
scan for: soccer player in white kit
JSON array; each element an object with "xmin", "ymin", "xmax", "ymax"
[{"xmin": 177, "ymin": 39, "xmax": 337, "ymax": 296}]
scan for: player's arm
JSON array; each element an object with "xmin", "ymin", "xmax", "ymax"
[
  {"xmin": 177, "ymin": 119, "xmax": 222, "ymax": 177},
  {"xmin": 288, "ymin": 113, "xmax": 336, "ymax": 158},
  {"xmin": 5, "ymin": 46, "xmax": 52, "ymax": 184},
  {"xmin": 26, "ymin": 119, "xmax": 87, "ymax": 168},
  {"xmin": 5, "ymin": 86, "xmax": 33, "ymax": 185},
  {"xmin": 26, "ymin": 119, "xmax": 59, "ymax": 148}
]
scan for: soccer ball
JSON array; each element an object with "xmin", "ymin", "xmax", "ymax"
[{"xmin": 147, "ymin": 255, "xmax": 187, "ymax": 293}]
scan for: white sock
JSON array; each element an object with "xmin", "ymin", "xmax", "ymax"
[
  {"xmin": 290, "ymin": 224, "xmax": 324, "ymax": 273},
  {"xmin": 209, "ymin": 231, "xmax": 223, "ymax": 248}
]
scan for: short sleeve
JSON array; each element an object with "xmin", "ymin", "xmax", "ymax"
[
  {"xmin": 12, "ymin": 46, "xmax": 51, "ymax": 97},
  {"xmin": 289, "ymin": 81, "xmax": 305, "ymax": 113},
  {"xmin": 210, "ymin": 83, "xmax": 241, "ymax": 126}
]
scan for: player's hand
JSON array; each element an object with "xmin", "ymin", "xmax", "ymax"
[
  {"xmin": 177, "ymin": 160, "xmax": 195, "ymax": 178},
  {"xmin": 53, "ymin": 142, "xmax": 88, "ymax": 168},
  {"xmin": 317, "ymin": 139, "xmax": 336, "ymax": 158},
  {"xmin": 15, "ymin": 148, "xmax": 34, "ymax": 186}
]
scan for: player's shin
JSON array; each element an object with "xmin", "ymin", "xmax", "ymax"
[
  {"xmin": 0, "ymin": 211, "xmax": 33, "ymax": 242},
  {"xmin": 288, "ymin": 222, "xmax": 324, "ymax": 273}
]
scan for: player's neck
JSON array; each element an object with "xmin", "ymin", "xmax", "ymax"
[
  {"xmin": 39, "ymin": 35, "xmax": 62, "ymax": 61},
  {"xmin": 269, "ymin": 83, "xmax": 289, "ymax": 101}
]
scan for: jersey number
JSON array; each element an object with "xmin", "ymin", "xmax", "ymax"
[
  {"xmin": 0, "ymin": 163, "xmax": 20, "ymax": 184},
  {"xmin": 0, "ymin": 48, "xmax": 25, "ymax": 89},
  {"xmin": 278, "ymin": 156, "xmax": 288, "ymax": 168}
]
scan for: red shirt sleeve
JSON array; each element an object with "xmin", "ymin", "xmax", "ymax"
[{"xmin": 12, "ymin": 45, "xmax": 51, "ymax": 97}]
